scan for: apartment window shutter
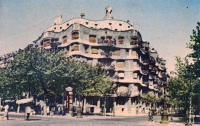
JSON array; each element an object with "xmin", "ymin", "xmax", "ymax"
[
  {"xmin": 116, "ymin": 61, "xmax": 124, "ymax": 68},
  {"xmin": 118, "ymin": 36, "xmax": 124, "ymax": 44},
  {"xmin": 133, "ymin": 72, "xmax": 137, "ymax": 79},
  {"xmin": 133, "ymin": 61, "xmax": 137, "ymax": 67},
  {"xmin": 89, "ymin": 35, "xmax": 96, "ymax": 43},
  {"xmin": 72, "ymin": 32, "xmax": 79, "ymax": 39},
  {"xmin": 63, "ymin": 36, "xmax": 67, "ymax": 44},
  {"xmin": 91, "ymin": 47, "xmax": 98, "ymax": 54},
  {"xmin": 126, "ymin": 49, "xmax": 129, "ymax": 56},
  {"xmin": 132, "ymin": 50, "xmax": 137, "ymax": 56},
  {"xmin": 113, "ymin": 49, "xmax": 120, "ymax": 56}
]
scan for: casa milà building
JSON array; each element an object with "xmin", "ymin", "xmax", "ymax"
[{"xmin": 1, "ymin": 6, "xmax": 167, "ymax": 115}]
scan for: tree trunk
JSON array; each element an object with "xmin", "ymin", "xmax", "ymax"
[{"xmin": 43, "ymin": 92, "xmax": 47, "ymax": 116}]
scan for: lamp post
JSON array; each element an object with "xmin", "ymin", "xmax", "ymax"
[
  {"xmin": 76, "ymin": 95, "xmax": 83, "ymax": 118},
  {"xmin": 160, "ymin": 82, "xmax": 169, "ymax": 124}
]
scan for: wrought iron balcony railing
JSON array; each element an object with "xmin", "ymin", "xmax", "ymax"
[
  {"xmin": 140, "ymin": 48, "xmax": 149, "ymax": 54},
  {"xmin": 116, "ymin": 91, "xmax": 131, "ymax": 97},
  {"xmin": 141, "ymin": 59, "xmax": 149, "ymax": 65},
  {"xmin": 143, "ymin": 81, "xmax": 149, "ymax": 86},
  {"xmin": 98, "ymin": 38, "xmax": 116, "ymax": 46},
  {"xmin": 141, "ymin": 69, "xmax": 149, "ymax": 75},
  {"xmin": 100, "ymin": 51, "xmax": 112, "ymax": 57},
  {"xmin": 105, "ymin": 64, "xmax": 115, "ymax": 71}
]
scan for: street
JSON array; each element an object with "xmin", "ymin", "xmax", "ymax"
[{"xmin": 0, "ymin": 112, "xmax": 190, "ymax": 126}]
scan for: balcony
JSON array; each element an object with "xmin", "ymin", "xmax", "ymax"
[
  {"xmin": 142, "ymin": 81, "xmax": 149, "ymax": 86},
  {"xmin": 149, "ymin": 56, "xmax": 156, "ymax": 65},
  {"xmin": 151, "ymin": 67, "xmax": 158, "ymax": 73},
  {"xmin": 141, "ymin": 41, "xmax": 149, "ymax": 48},
  {"xmin": 97, "ymin": 38, "xmax": 116, "ymax": 46},
  {"xmin": 141, "ymin": 58, "xmax": 149, "ymax": 65},
  {"xmin": 105, "ymin": 64, "xmax": 115, "ymax": 71},
  {"xmin": 141, "ymin": 69, "xmax": 149, "ymax": 75},
  {"xmin": 140, "ymin": 48, "xmax": 149, "ymax": 54},
  {"xmin": 116, "ymin": 91, "xmax": 131, "ymax": 97},
  {"xmin": 100, "ymin": 51, "xmax": 112, "ymax": 58},
  {"xmin": 149, "ymin": 74, "xmax": 155, "ymax": 80}
]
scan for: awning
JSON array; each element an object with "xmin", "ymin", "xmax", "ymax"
[
  {"xmin": 16, "ymin": 98, "xmax": 33, "ymax": 104},
  {"xmin": 5, "ymin": 100, "xmax": 15, "ymax": 103}
]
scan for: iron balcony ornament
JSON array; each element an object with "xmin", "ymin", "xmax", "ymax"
[
  {"xmin": 100, "ymin": 51, "xmax": 112, "ymax": 57},
  {"xmin": 105, "ymin": 64, "xmax": 115, "ymax": 71},
  {"xmin": 116, "ymin": 91, "xmax": 131, "ymax": 97},
  {"xmin": 98, "ymin": 38, "xmax": 116, "ymax": 46}
]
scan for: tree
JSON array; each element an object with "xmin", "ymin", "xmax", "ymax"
[
  {"xmin": 139, "ymin": 91, "xmax": 157, "ymax": 109},
  {"xmin": 1, "ymin": 47, "xmax": 69, "ymax": 115},
  {"xmin": 168, "ymin": 56, "xmax": 199, "ymax": 116},
  {"xmin": 187, "ymin": 22, "xmax": 200, "ymax": 76}
]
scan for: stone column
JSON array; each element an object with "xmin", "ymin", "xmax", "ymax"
[{"xmin": 128, "ymin": 98, "xmax": 131, "ymax": 114}]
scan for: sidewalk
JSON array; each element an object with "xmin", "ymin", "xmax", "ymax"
[{"xmin": 0, "ymin": 111, "xmax": 199, "ymax": 126}]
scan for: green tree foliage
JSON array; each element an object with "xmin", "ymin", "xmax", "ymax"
[
  {"xmin": 187, "ymin": 22, "xmax": 200, "ymax": 75},
  {"xmin": 0, "ymin": 46, "xmax": 114, "ymax": 115},
  {"xmin": 168, "ymin": 56, "xmax": 199, "ymax": 115},
  {"xmin": 66, "ymin": 60, "xmax": 114, "ymax": 97}
]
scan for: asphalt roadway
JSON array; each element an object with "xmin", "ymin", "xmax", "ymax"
[{"xmin": 0, "ymin": 112, "xmax": 198, "ymax": 126}]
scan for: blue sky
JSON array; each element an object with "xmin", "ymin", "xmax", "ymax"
[{"xmin": 0, "ymin": 0, "xmax": 200, "ymax": 72}]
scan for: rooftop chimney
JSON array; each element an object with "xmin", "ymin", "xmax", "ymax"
[{"xmin": 80, "ymin": 13, "xmax": 85, "ymax": 18}]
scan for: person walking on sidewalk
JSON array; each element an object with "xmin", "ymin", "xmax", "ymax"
[
  {"xmin": 1, "ymin": 103, "xmax": 9, "ymax": 120},
  {"xmin": 148, "ymin": 109, "xmax": 153, "ymax": 121},
  {"xmin": 25, "ymin": 103, "xmax": 32, "ymax": 121}
]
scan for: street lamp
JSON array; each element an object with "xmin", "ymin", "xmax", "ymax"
[
  {"xmin": 160, "ymin": 82, "xmax": 169, "ymax": 124},
  {"xmin": 76, "ymin": 95, "xmax": 83, "ymax": 118}
]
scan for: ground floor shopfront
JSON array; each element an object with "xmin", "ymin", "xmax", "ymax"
[{"xmin": 73, "ymin": 96, "xmax": 162, "ymax": 116}]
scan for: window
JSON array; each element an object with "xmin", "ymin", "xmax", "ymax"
[
  {"xmin": 112, "ymin": 49, "xmax": 120, "ymax": 56},
  {"xmin": 130, "ymin": 37, "xmax": 137, "ymax": 45},
  {"xmin": 43, "ymin": 39, "xmax": 51, "ymax": 47},
  {"xmin": 126, "ymin": 49, "xmax": 129, "ymax": 56},
  {"xmin": 116, "ymin": 61, "xmax": 124, "ymax": 68},
  {"xmin": 63, "ymin": 36, "xmax": 67, "ymax": 44},
  {"xmin": 85, "ymin": 45, "xmax": 89, "ymax": 53},
  {"xmin": 106, "ymin": 36, "xmax": 112, "ymax": 42},
  {"xmin": 133, "ymin": 72, "xmax": 137, "ymax": 79},
  {"xmin": 91, "ymin": 47, "xmax": 98, "ymax": 54},
  {"xmin": 133, "ymin": 61, "xmax": 137, "ymax": 68},
  {"xmin": 118, "ymin": 36, "xmax": 124, "ymax": 44},
  {"xmin": 72, "ymin": 31, "xmax": 79, "ymax": 39},
  {"xmin": 71, "ymin": 44, "xmax": 79, "ymax": 51},
  {"xmin": 118, "ymin": 71, "xmax": 125, "ymax": 79},
  {"xmin": 89, "ymin": 35, "xmax": 96, "ymax": 43},
  {"xmin": 132, "ymin": 50, "xmax": 137, "ymax": 56}
]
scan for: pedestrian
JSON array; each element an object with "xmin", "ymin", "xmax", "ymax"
[
  {"xmin": 148, "ymin": 109, "xmax": 153, "ymax": 121},
  {"xmin": 25, "ymin": 103, "xmax": 32, "ymax": 121},
  {"xmin": 1, "ymin": 103, "xmax": 9, "ymax": 120}
]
